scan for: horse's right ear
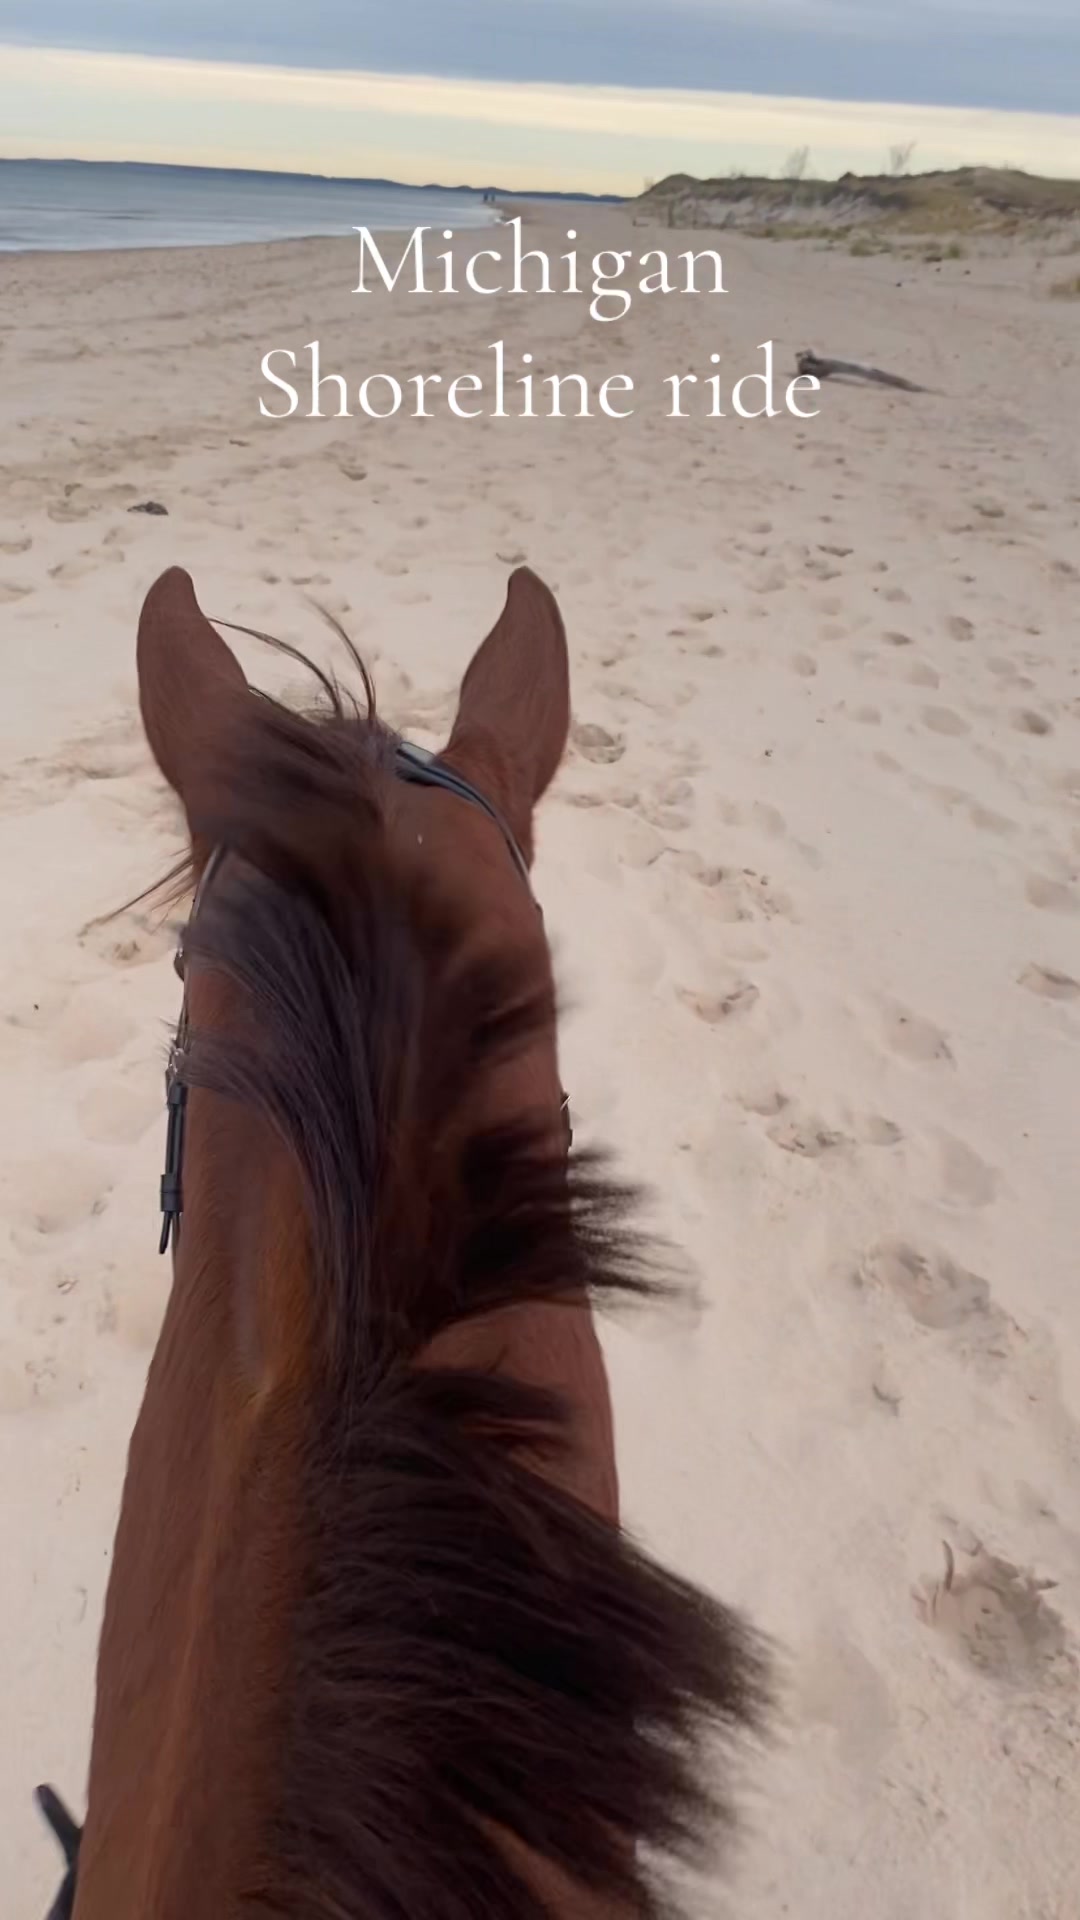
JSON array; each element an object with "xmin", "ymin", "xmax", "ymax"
[
  {"xmin": 137, "ymin": 568, "xmax": 248, "ymax": 812},
  {"xmin": 443, "ymin": 568, "xmax": 570, "ymax": 863}
]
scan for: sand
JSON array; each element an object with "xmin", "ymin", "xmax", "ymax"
[{"xmin": 3, "ymin": 208, "xmax": 1079, "ymax": 1916}]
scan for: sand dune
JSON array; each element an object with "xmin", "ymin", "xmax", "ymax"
[{"xmin": 2, "ymin": 209, "xmax": 1079, "ymax": 1916}]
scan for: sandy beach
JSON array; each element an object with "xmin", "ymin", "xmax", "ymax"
[{"xmin": 3, "ymin": 206, "xmax": 1079, "ymax": 1914}]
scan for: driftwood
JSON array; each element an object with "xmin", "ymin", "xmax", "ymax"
[{"xmin": 796, "ymin": 349, "xmax": 928, "ymax": 393}]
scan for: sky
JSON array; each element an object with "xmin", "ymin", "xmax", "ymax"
[{"xmin": 1, "ymin": 2, "xmax": 1078, "ymax": 191}]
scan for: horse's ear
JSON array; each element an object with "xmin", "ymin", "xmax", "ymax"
[
  {"xmin": 137, "ymin": 567, "xmax": 248, "ymax": 812},
  {"xmin": 444, "ymin": 568, "xmax": 570, "ymax": 859}
]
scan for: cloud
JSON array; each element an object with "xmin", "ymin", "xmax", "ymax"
[
  {"xmin": 3, "ymin": 46, "xmax": 1079, "ymax": 194},
  {"xmin": 0, "ymin": 0, "xmax": 1078, "ymax": 114}
]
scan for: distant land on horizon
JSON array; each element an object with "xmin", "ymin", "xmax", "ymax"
[
  {"xmin": 637, "ymin": 162, "xmax": 1080, "ymax": 238},
  {"xmin": 0, "ymin": 156, "xmax": 625, "ymax": 204}
]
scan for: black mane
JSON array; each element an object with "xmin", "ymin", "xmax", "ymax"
[{"xmin": 174, "ymin": 667, "xmax": 770, "ymax": 1918}]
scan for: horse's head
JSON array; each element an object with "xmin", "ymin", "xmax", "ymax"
[
  {"xmin": 139, "ymin": 562, "xmax": 572, "ymax": 1146},
  {"xmin": 62, "ymin": 566, "xmax": 766, "ymax": 1920},
  {"xmin": 139, "ymin": 562, "xmax": 570, "ymax": 887}
]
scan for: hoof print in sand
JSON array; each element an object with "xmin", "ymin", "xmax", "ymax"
[
  {"xmin": 571, "ymin": 722, "xmax": 625, "ymax": 765},
  {"xmin": 1025, "ymin": 873, "xmax": 1079, "ymax": 915},
  {"xmin": 880, "ymin": 1003, "xmax": 955, "ymax": 1066},
  {"xmin": 677, "ymin": 980, "xmax": 759, "ymax": 1026},
  {"xmin": 766, "ymin": 1112, "xmax": 847, "ymax": 1158},
  {"xmin": 915, "ymin": 1542, "xmax": 1072, "ymax": 1690},
  {"xmin": 1019, "ymin": 964, "xmax": 1080, "ymax": 1001},
  {"xmin": 78, "ymin": 908, "xmax": 178, "ymax": 971},
  {"xmin": 858, "ymin": 1240, "xmax": 1017, "ymax": 1371}
]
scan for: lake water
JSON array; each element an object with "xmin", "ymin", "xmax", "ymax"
[{"xmin": 0, "ymin": 159, "xmax": 501, "ymax": 253}]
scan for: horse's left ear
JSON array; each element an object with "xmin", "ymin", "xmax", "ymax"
[
  {"xmin": 444, "ymin": 568, "xmax": 570, "ymax": 861},
  {"xmin": 137, "ymin": 567, "xmax": 248, "ymax": 819}
]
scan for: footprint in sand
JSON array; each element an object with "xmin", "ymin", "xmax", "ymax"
[
  {"xmin": 1012, "ymin": 710, "xmax": 1054, "ymax": 737},
  {"xmin": 571, "ymin": 722, "xmax": 626, "ymax": 766},
  {"xmin": 17, "ymin": 738, "xmax": 145, "ymax": 800},
  {"xmin": 49, "ymin": 550, "xmax": 124, "ymax": 585},
  {"xmin": 8, "ymin": 1156, "xmax": 112, "ymax": 1242},
  {"xmin": 766, "ymin": 1112, "xmax": 847, "ymax": 1158},
  {"xmin": 1050, "ymin": 770, "xmax": 1080, "ymax": 812},
  {"xmin": 677, "ymin": 859, "xmax": 793, "ymax": 925},
  {"xmin": 638, "ymin": 778, "xmax": 695, "ymax": 833},
  {"xmin": 970, "ymin": 802, "xmax": 1015, "ymax": 836},
  {"xmin": 677, "ymin": 979, "xmax": 759, "ymax": 1026},
  {"xmin": 880, "ymin": 1002, "xmax": 955, "ymax": 1066},
  {"xmin": 1025, "ymin": 873, "xmax": 1079, "ymax": 915},
  {"xmin": 936, "ymin": 1135, "xmax": 999, "ymax": 1209},
  {"xmin": 750, "ymin": 802, "xmax": 786, "ymax": 838},
  {"xmin": 858, "ymin": 1239, "xmax": 1011, "ymax": 1348},
  {"xmin": 947, "ymin": 615, "xmax": 976, "ymax": 643},
  {"xmin": 922, "ymin": 706, "xmax": 970, "ymax": 737},
  {"xmin": 928, "ymin": 782, "xmax": 969, "ymax": 818},
  {"xmin": 78, "ymin": 908, "xmax": 178, "ymax": 970},
  {"xmin": 914, "ymin": 1541, "xmax": 1070, "ymax": 1690},
  {"xmin": 737, "ymin": 1083, "xmax": 788, "ymax": 1119},
  {"xmin": 0, "ymin": 1338, "xmax": 81, "ymax": 1415},
  {"xmin": 1019, "ymin": 964, "xmax": 1080, "ymax": 1001},
  {"xmin": 0, "ymin": 581, "xmax": 32, "ymax": 604}
]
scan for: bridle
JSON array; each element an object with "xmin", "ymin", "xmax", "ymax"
[{"xmin": 36, "ymin": 739, "xmax": 571, "ymax": 1918}]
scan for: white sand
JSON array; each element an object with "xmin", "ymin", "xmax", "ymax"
[{"xmin": 3, "ymin": 210, "xmax": 1079, "ymax": 1915}]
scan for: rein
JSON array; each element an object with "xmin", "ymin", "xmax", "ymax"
[
  {"xmin": 35, "ymin": 738, "xmax": 571, "ymax": 1916},
  {"xmin": 158, "ymin": 842, "xmax": 225, "ymax": 1256},
  {"xmin": 35, "ymin": 1789, "xmax": 78, "ymax": 1920}
]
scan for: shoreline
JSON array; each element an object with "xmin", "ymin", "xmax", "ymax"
[
  {"xmin": 0, "ymin": 201, "xmax": 615, "ymax": 261},
  {"xmin": 0, "ymin": 156, "xmax": 626, "ymax": 259},
  {"xmin": 0, "ymin": 221, "xmax": 502, "ymax": 260}
]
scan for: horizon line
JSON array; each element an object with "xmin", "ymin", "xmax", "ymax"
[
  {"xmin": 5, "ymin": 48, "xmax": 1080, "ymax": 195},
  {"xmin": 0, "ymin": 154, "xmax": 627, "ymax": 199}
]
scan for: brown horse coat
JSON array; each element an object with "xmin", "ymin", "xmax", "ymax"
[{"xmin": 67, "ymin": 567, "xmax": 767, "ymax": 1919}]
